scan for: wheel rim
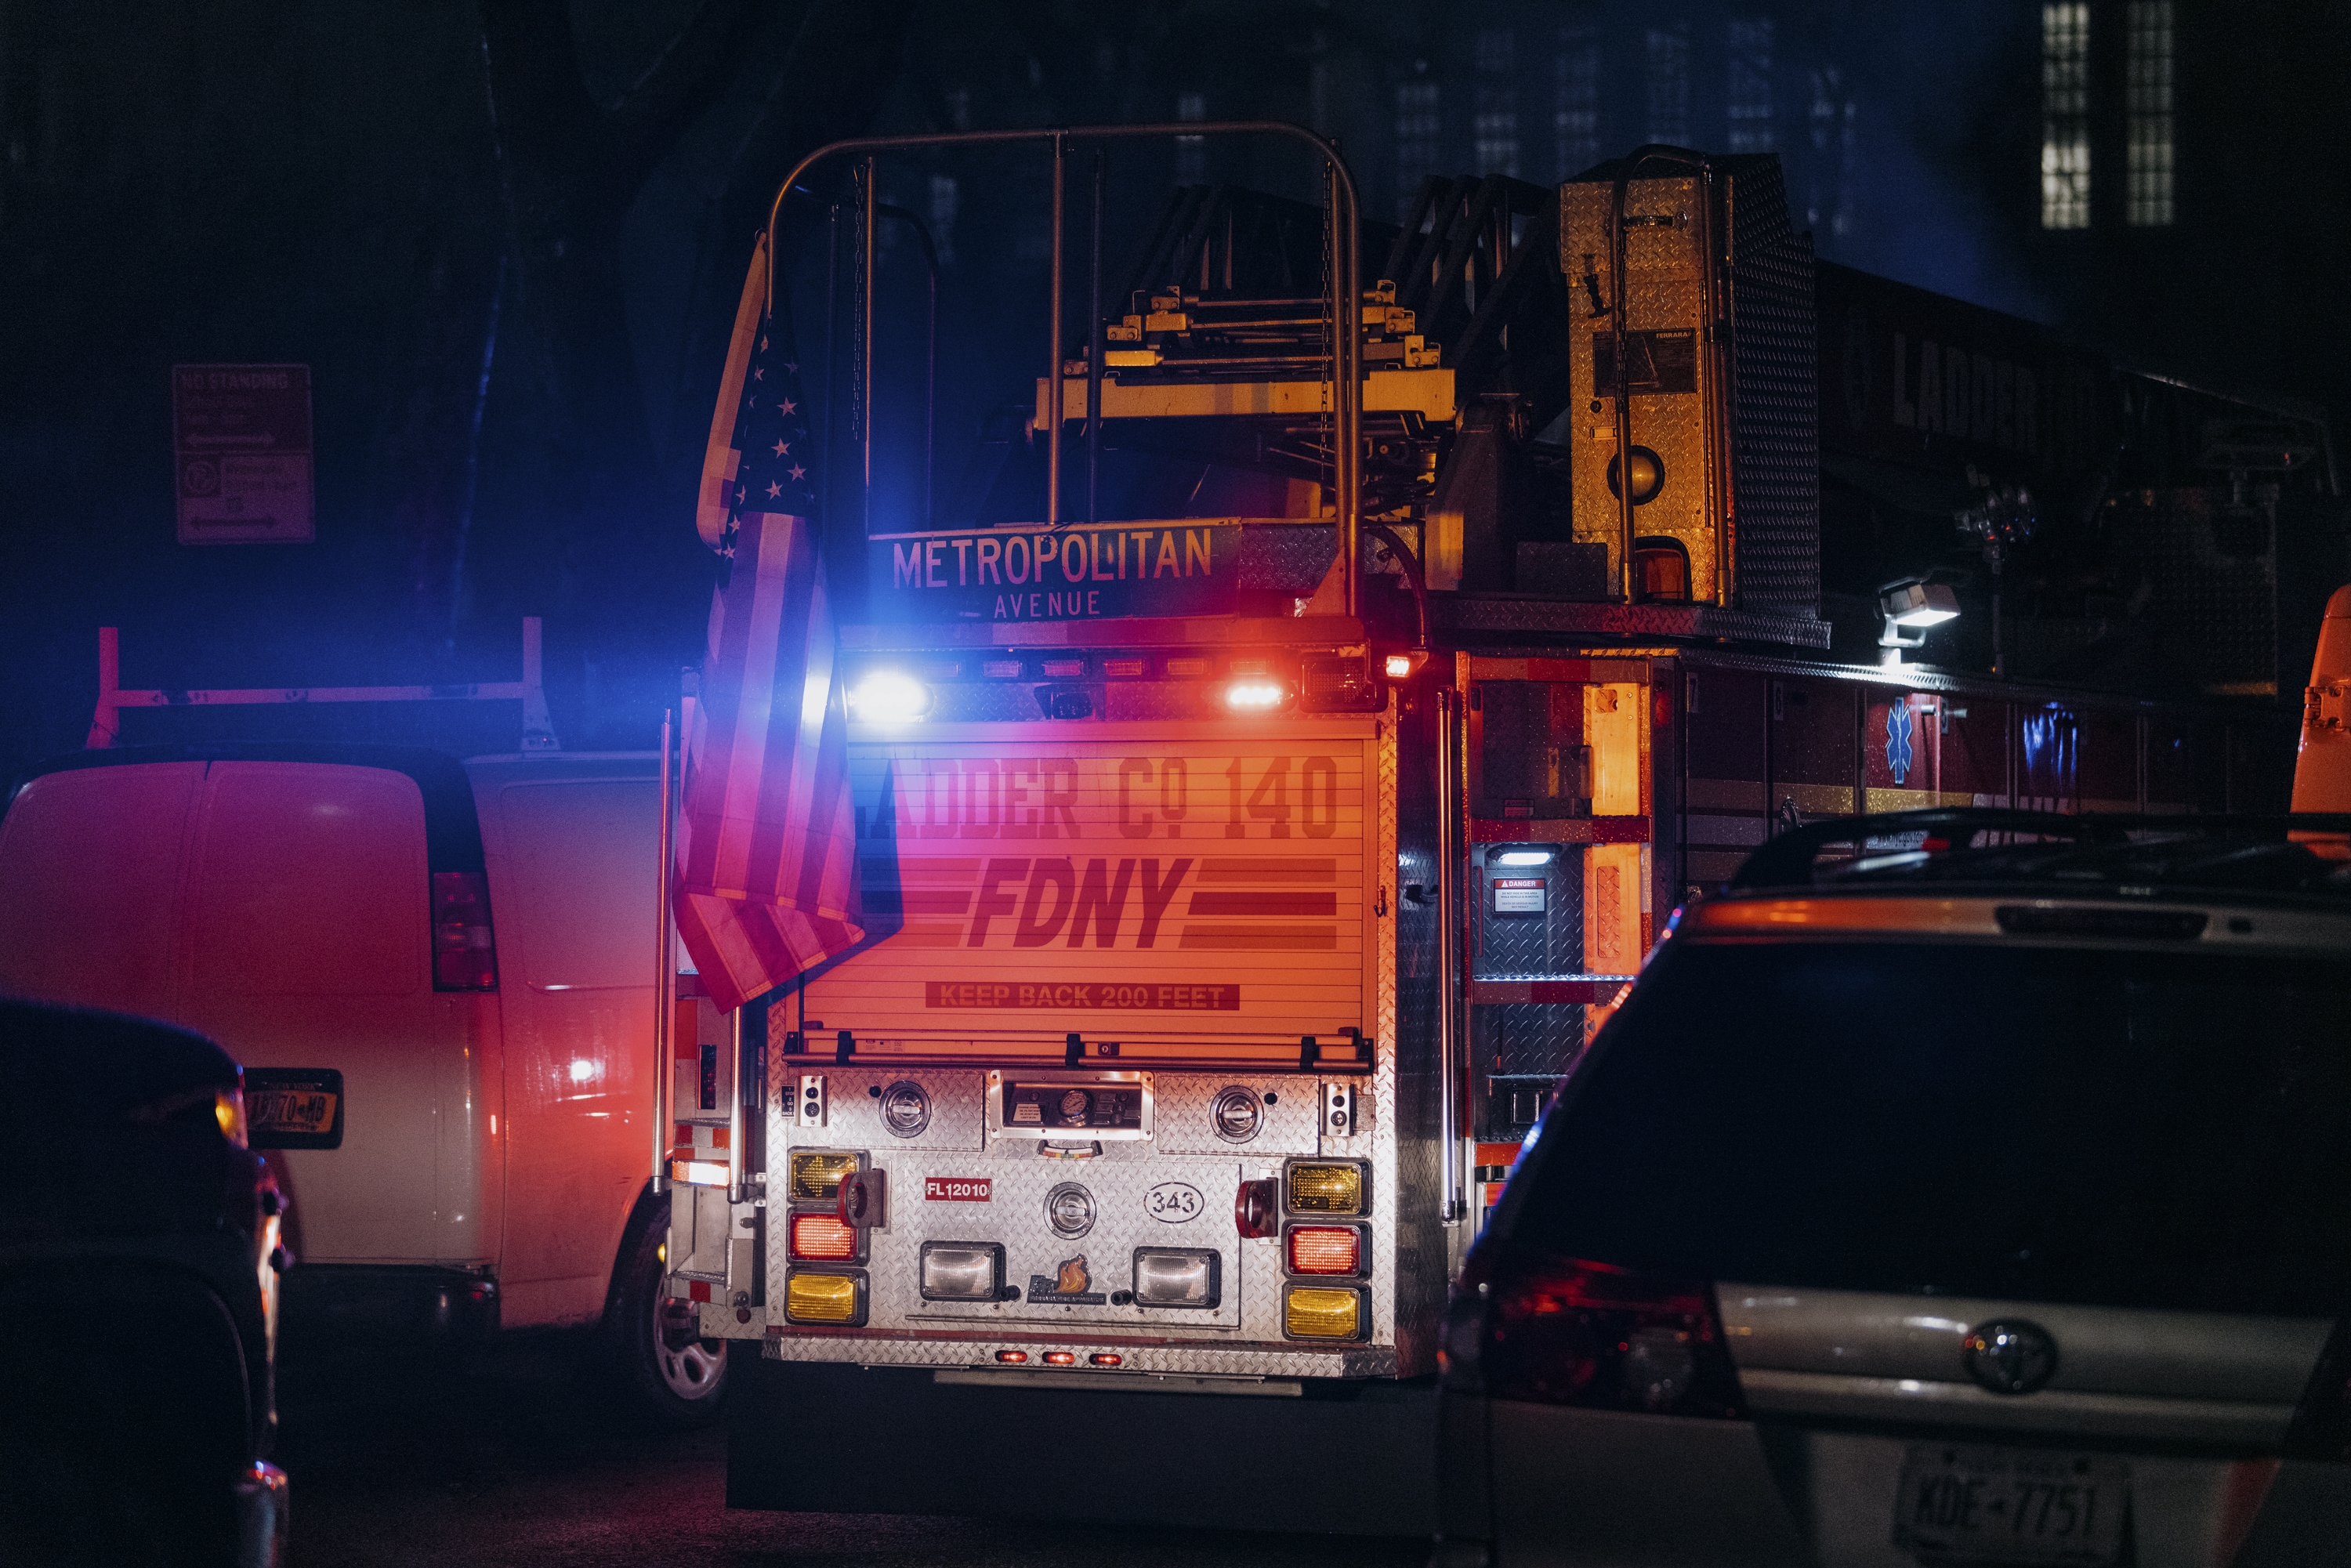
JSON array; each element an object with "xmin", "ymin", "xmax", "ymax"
[{"xmin": 653, "ymin": 1299, "xmax": 726, "ymax": 1402}]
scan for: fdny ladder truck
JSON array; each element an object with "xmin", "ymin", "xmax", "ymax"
[{"xmin": 658, "ymin": 128, "xmax": 2325, "ymax": 1534}]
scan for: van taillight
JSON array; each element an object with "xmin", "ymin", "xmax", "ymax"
[
  {"xmin": 431, "ymin": 872, "xmax": 497, "ymax": 990},
  {"xmin": 1441, "ymin": 1246, "xmax": 1744, "ymax": 1420}
]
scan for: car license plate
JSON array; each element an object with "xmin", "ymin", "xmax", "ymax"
[
  {"xmin": 1893, "ymin": 1444, "xmax": 2127, "ymax": 1566},
  {"xmin": 242, "ymin": 1067, "xmax": 344, "ymax": 1149},
  {"xmin": 249, "ymin": 1089, "xmax": 337, "ymax": 1135}
]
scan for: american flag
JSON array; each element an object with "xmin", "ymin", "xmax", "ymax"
[{"xmin": 671, "ymin": 241, "xmax": 865, "ymax": 1013}]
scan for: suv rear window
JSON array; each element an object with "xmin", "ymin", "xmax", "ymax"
[{"xmin": 1511, "ymin": 940, "xmax": 2351, "ymax": 1316}]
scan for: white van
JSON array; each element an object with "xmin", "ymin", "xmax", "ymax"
[{"xmin": 0, "ymin": 742, "xmax": 724, "ymax": 1424}]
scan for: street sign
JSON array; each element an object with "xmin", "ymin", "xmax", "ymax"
[{"xmin": 172, "ymin": 364, "xmax": 314, "ymax": 544}]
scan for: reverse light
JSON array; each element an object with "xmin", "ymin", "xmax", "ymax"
[
  {"xmin": 670, "ymin": 1158, "xmax": 730, "ymax": 1186},
  {"xmin": 1223, "ymin": 678, "xmax": 1288, "ymax": 713},
  {"xmin": 783, "ymin": 1270, "xmax": 864, "ymax": 1325},
  {"xmin": 430, "ymin": 871, "xmax": 498, "ymax": 990},
  {"xmin": 1284, "ymin": 1284, "xmax": 1367, "ymax": 1339},
  {"xmin": 788, "ymin": 1213, "xmax": 859, "ymax": 1262},
  {"xmin": 847, "ymin": 669, "xmax": 933, "ymax": 724},
  {"xmin": 1384, "ymin": 654, "xmax": 1415, "ymax": 679},
  {"xmin": 787, "ymin": 1151, "xmax": 858, "ymax": 1202},
  {"xmin": 918, "ymin": 1241, "xmax": 1004, "ymax": 1302},
  {"xmin": 1286, "ymin": 1161, "xmax": 1365, "ymax": 1215},
  {"xmin": 1491, "ymin": 849, "xmax": 1556, "ymax": 867},
  {"xmin": 1133, "ymin": 1248, "xmax": 1220, "ymax": 1309},
  {"xmin": 1442, "ymin": 1248, "xmax": 1744, "ymax": 1418},
  {"xmin": 1286, "ymin": 1225, "xmax": 1364, "ymax": 1276}
]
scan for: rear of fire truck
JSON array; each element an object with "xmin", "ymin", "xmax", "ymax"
[{"xmin": 654, "ymin": 125, "xmax": 1471, "ymax": 1534}]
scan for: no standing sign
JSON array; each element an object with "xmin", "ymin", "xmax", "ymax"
[{"xmin": 173, "ymin": 364, "xmax": 314, "ymax": 544}]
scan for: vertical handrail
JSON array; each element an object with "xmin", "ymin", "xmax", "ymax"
[
  {"xmin": 1436, "ymin": 686, "xmax": 1465, "ymax": 1225},
  {"xmin": 1086, "ymin": 147, "xmax": 1104, "ymax": 528},
  {"xmin": 1046, "ymin": 132, "xmax": 1067, "ymax": 525},
  {"xmin": 726, "ymin": 1005, "xmax": 748, "ymax": 1204},
  {"xmin": 650, "ymin": 706, "xmax": 675, "ymax": 1191},
  {"xmin": 762, "ymin": 121, "xmax": 1362, "ymax": 615},
  {"xmin": 860, "ymin": 157, "xmax": 878, "ymax": 532}
]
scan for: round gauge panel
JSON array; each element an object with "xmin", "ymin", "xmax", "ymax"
[
  {"xmin": 1044, "ymin": 1181, "xmax": 1096, "ymax": 1239},
  {"xmin": 1058, "ymin": 1088, "xmax": 1092, "ymax": 1125},
  {"xmin": 1212, "ymin": 1085, "xmax": 1263, "ymax": 1144},
  {"xmin": 879, "ymin": 1080, "xmax": 931, "ymax": 1139}
]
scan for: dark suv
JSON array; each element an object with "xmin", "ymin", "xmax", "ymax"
[
  {"xmin": 0, "ymin": 999, "xmax": 289, "ymax": 1567},
  {"xmin": 1436, "ymin": 810, "xmax": 2351, "ymax": 1568}
]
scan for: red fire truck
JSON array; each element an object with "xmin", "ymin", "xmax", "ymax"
[{"xmin": 660, "ymin": 129, "xmax": 2327, "ymax": 1534}]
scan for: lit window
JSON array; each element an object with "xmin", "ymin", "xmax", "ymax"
[
  {"xmin": 2125, "ymin": 2, "xmax": 2174, "ymax": 226},
  {"xmin": 1176, "ymin": 90, "xmax": 1206, "ymax": 183},
  {"xmin": 2041, "ymin": 2, "xmax": 2092, "ymax": 230},
  {"xmin": 1396, "ymin": 77, "xmax": 1442, "ymax": 221},
  {"xmin": 1646, "ymin": 25, "xmax": 1690, "ymax": 147},
  {"xmin": 1726, "ymin": 19, "xmax": 1774, "ymax": 154},
  {"xmin": 1552, "ymin": 27, "xmax": 1600, "ymax": 178},
  {"xmin": 1473, "ymin": 28, "xmax": 1519, "ymax": 178}
]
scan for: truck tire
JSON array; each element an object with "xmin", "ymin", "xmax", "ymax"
[{"xmin": 609, "ymin": 1194, "xmax": 729, "ymax": 1429}]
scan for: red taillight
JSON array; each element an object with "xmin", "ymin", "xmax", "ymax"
[
  {"xmin": 995, "ymin": 1349, "xmax": 1028, "ymax": 1363},
  {"xmin": 1235, "ymin": 1177, "xmax": 1278, "ymax": 1238},
  {"xmin": 788, "ymin": 1214, "xmax": 858, "ymax": 1262},
  {"xmin": 431, "ymin": 871, "xmax": 498, "ymax": 990},
  {"xmin": 1043, "ymin": 1350, "xmax": 1076, "ymax": 1366},
  {"xmin": 1090, "ymin": 1353, "xmax": 1122, "ymax": 1367},
  {"xmin": 1442, "ymin": 1248, "xmax": 1744, "ymax": 1419},
  {"xmin": 1286, "ymin": 1225, "xmax": 1363, "ymax": 1276}
]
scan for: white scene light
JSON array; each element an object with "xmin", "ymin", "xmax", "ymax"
[{"xmin": 848, "ymin": 669, "xmax": 933, "ymax": 723}]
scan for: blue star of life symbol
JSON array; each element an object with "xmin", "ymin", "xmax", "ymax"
[{"xmin": 1886, "ymin": 702, "xmax": 1914, "ymax": 785}]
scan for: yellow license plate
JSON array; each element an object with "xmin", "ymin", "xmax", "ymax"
[{"xmin": 248, "ymin": 1089, "xmax": 338, "ymax": 1135}]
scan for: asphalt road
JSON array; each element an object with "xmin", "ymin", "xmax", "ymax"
[{"xmin": 277, "ymin": 1336, "xmax": 1430, "ymax": 1568}]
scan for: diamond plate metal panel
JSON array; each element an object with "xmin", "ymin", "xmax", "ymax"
[
  {"xmin": 1239, "ymin": 525, "xmax": 1338, "ymax": 591},
  {"xmin": 1724, "ymin": 157, "xmax": 1817, "ymax": 613},
  {"xmin": 761, "ymin": 1332, "xmax": 1400, "ymax": 1380},
  {"xmin": 1473, "ymin": 846, "xmax": 1584, "ymax": 979},
  {"xmin": 1153, "ymin": 1074, "xmax": 1322, "ymax": 1154},
  {"xmin": 1476, "ymin": 1004, "xmax": 1585, "ymax": 1137},
  {"xmin": 783, "ymin": 1065, "xmax": 985, "ymax": 1153}
]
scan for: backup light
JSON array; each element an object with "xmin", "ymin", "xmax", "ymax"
[
  {"xmin": 670, "ymin": 1158, "xmax": 730, "ymax": 1187},
  {"xmin": 1287, "ymin": 1225, "xmax": 1364, "ymax": 1276},
  {"xmin": 1223, "ymin": 678, "xmax": 1288, "ymax": 713},
  {"xmin": 1284, "ymin": 1284, "xmax": 1366, "ymax": 1339},
  {"xmin": 1286, "ymin": 1161, "xmax": 1364, "ymax": 1215},
  {"xmin": 919, "ymin": 1241, "xmax": 1004, "ymax": 1302},
  {"xmin": 1492, "ymin": 849, "xmax": 1556, "ymax": 867},
  {"xmin": 847, "ymin": 669, "xmax": 933, "ymax": 723},
  {"xmin": 1384, "ymin": 654, "xmax": 1415, "ymax": 679},
  {"xmin": 788, "ymin": 1213, "xmax": 859, "ymax": 1262},
  {"xmin": 1133, "ymin": 1248, "xmax": 1220, "ymax": 1309},
  {"xmin": 783, "ymin": 1271, "xmax": 862, "ymax": 1324},
  {"xmin": 787, "ymin": 1151, "xmax": 857, "ymax": 1202}
]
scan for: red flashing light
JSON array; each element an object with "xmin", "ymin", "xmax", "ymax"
[
  {"xmin": 788, "ymin": 1213, "xmax": 858, "ymax": 1262},
  {"xmin": 1090, "ymin": 1353, "xmax": 1123, "ymax": 1367},
  {"xmin": 1043, "ymin": 1350, "xmax": 1076, "ymax": 1366},
  {"xmin": 994, "ymin": 1349, "xmax": 1028, "ymax": 1364},
  {"xmin": 431, "ymin": 872, "xmax": 498, "ymax": 990},
  {"xmin": 1287, "ymin": 1225, "xmax": 1362, "ymax": 1276}
]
